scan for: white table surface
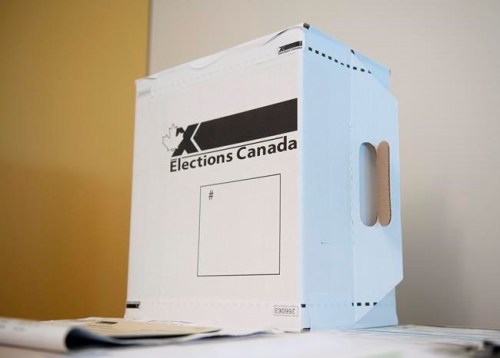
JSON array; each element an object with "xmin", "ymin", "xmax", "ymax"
[{"xmin": 0, "ymin": 327, "xmax": 489, "ymax": 358}]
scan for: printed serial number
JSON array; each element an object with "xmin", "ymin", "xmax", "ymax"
[{"xmin": 273, "ymin": 305, "xmax": 298, "ymax": 316}]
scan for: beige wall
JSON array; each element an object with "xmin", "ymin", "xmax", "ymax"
[
  {"xmin": 149, "ymin": 0, "xmax": 500, "ymax": 328},
  {"xmin": 0, "ymin": 0, "xmax": 149, "ymax": 320}
]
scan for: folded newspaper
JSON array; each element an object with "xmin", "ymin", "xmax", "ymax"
[{"xmin": 0, "ymin": 317, "xmax": 266, "ymax": 353}]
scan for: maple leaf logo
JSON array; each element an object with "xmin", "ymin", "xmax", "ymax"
[{"xmin": 162, "ymin": 124, "xmax": 184, "ymax": 152}]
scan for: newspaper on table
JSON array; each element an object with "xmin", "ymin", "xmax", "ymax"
[{"xmin": 0, "ymin": 316, "xmax": 267, "ymax": 353}]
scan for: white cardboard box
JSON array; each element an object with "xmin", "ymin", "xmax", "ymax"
[{"xmin": 126, "ymin": 24, "xmax": 403, "ymax": 332}]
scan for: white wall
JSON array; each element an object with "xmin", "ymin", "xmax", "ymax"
[{"xmin": 149, "ymin": 0, "xmax": 500, "ymax": 329}]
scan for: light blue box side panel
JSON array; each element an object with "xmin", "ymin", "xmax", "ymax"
[
  {"xmin": 301, "ymin": 27, "xmax": 355, "ymax": 329},
  {"xmin": 302, "ymin": 26, "xmax": 402, "ymax": 329},
  {"xmin": 349, "ymin": 51, "xmax": 402, "ymax": 326}
]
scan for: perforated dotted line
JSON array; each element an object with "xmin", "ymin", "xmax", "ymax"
[
  {"xmin": 352, "ymin": 302, "xmax": 378, "ymax": 307},
  {"xmin": 308, "ymin": 47, "xmax": 372, "ymax": 74}
]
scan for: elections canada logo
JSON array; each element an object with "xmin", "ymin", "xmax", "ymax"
[
  {"xmin": 162, "ymin": 99, "xmax": 298, "ymax": 172},
  {"xmin": 161, "ymin": 124, "xmax": 184, "ymax": 152}
]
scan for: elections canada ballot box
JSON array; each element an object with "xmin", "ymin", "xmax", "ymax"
[{"xmin": 126, "ymin": 24, "xmax": 403, "ymax": 332}]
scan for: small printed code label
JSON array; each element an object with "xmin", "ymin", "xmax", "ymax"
[{"xmin": 273, "ymin": 305, "xmax": 299, "ymax": 317}]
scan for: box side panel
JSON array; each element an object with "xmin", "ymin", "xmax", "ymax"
[
  {"xmin": 127, "ymin": 27, "xmax": 306, "ymax": 331},
  {"xmin": 301, "ymin": 26, "xmax": 402, "ymax": 329},
  {"xmin": 350, "ymin": 53, "xmax": 402, "ymax": 324},
  {"xmin": 301, "ymin": 28, "xmax": 355, "ymax": 329}
]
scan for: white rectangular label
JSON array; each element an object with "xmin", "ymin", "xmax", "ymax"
[{"xmin": 198, "ymin": 174, "xmax": 281, "ymax": 276}]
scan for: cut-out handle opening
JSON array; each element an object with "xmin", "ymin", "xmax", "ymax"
[
  {"xmin": 359, "ymin": 143, "xmax": 377, "ymax": 226},
  {"xmin": 376, "ymin": 141, "xmax": 391, "ymax": 226},
  {"xmin": 359, "ymin": 141, "xmax": 392, "ymax": 227}
]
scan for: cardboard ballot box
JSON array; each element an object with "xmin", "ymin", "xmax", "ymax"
[{"xmin": 126, "ymin": 24, "xmax": 403, "ymax": 332}]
